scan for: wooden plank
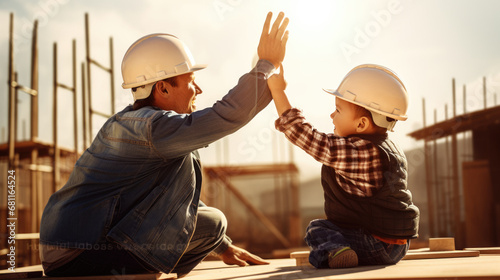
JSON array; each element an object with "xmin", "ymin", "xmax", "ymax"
[
  {"xmin": 290, "ymin": 251, "xmax": 309, "ymax": 259},
  {"xmin": 180, "ymin": 256, "xmax": 500, "ymax": 279},
  {"xmin": 292, "ymin": 249, "xmax": 481, "ymax": 264},
  {"xmin": 428, "ymin": 237, "xmax": 454, "ymax": 251},
  {"xmin": 55, "ymin": 274, "xmax": 163, "ymax": 280},
  {"xmin": 4, "ymin": 256, "xmax": 500, "ymax": 280},
  {"xmin": 15, "ymin": 233, "xmax": 40, "ymax": 240},
  {"xmin": 0, "ymin": 264, "xmax": 43, "ymax": 274},
  {"xmin": 204, "ymin": 163, "xmax": 299, "ymax": 177},
  {"xmin": 0, "ymin": 139, "xmax": 77, "ymax": 158},
  {"xmin": 403, "ymin": 249, "xmax": 479, "ymax": 260},
  {"xmin": 0, "ymin": 265, "xmax": 168, "ymax": 280},
  {"xmin": 0, "ymin": 271, "xmax": 43, "ymax": 279},
  {"xmin": 465, "ymin": 247, "xmax": 500, "ymax": 254},
  {"xmin": 290, "ymin": 251, "xmax": 313, "ymax": 267},
  {"xmin": 408, "ymin": 105, "xmax": 500, "ymax": 141},
  {"xmin": 272, "ymin": 247, "xmax": 309, "ymax": 258},
  {"xmin": 0, "ymin": 272, "xmax": 164, "ymax": 280}
]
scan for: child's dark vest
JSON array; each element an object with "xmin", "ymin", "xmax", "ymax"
[{"xmin": 321, "ymin": 134, "xmax": 419, "ymax": 239}]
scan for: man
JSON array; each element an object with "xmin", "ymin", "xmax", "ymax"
[{"xmin": 39, "ymin": 12, "xmax": 289, "ymax": 277}]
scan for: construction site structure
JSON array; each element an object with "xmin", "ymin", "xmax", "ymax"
[
  {"xmin": 200, "ymin": 124, "xmax": 302, "ymax": 254},
  {"xmin": 408, "ymin": 77, "xmax": 500, "ymax": 249},
  {"xmin": 0, "ymin": 13, "xmax": 115, "ymax": 268},
  {"xmin": 203, "ymin": 161, "xmax": 301, "ymax": 253}
]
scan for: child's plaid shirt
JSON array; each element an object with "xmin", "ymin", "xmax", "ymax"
[{"xmin": 275, "ymin": 108, "xmax": 384, "ymax": 197}]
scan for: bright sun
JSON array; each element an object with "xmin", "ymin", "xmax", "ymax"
[{"xmin": 293, "ymin": 0, "xmax": 336, "ymax": 27}]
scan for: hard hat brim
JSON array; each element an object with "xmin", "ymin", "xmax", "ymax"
[
  {"xmin": 122, "ymin": 64, "xmax": 207, "ymax": 89},
  {"xmin": 323, "ymin": 88, "xmax": 408, "ymax": 121}
]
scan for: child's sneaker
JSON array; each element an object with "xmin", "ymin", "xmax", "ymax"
[{"xmin": 328, "ymin": 247, "xmax": 358, "ymax": 268}]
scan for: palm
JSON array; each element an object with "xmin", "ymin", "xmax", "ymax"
[{"xmin": 257, "ymin": 12, "xmax": 289, "ymax": 68}]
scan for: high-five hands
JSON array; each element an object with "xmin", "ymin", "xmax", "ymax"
[{"xmin": 258, "ymin": 12, "xmax": 290, "ymax": 69}]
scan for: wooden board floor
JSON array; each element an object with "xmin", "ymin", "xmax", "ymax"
[
  {"xmin": 178, "ymin": 255, "xmax": 500, "ymax": 280},
  {"xmin": 2, "ymin": 255, "xmax": 500, "ymax": 279}
]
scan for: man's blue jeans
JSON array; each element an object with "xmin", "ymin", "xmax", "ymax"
[
  {"xmin": 46, "ymin": 207, "xmax": 227, "ymax": 277},
  {"xmin": 305, "ymin": 219, "xmax": 409, "ymax": 268}
]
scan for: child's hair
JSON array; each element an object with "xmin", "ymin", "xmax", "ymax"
[{"xmin": 353, "ymin": 105, "xmax": 392, "ymax": 135}]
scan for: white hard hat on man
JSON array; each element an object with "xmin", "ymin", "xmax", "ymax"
[
  {"xmin": 324, "ymin": 64, "xmax": 408, "ymax": 131},
  {"xmin": 121, "ymin": 33, "xmax": 207, "ymax": 101}
]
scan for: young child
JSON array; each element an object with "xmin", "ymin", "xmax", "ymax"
[{"xmin": 267, "ymin": 64, "xmax": 419, "ymax": 269}]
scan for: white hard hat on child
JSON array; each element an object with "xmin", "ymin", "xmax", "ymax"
[
  {"xmin": 323, "ymin": 64, "xmax": 408, "ymax": 131},
  {"xmin": 121, "ymin": 33, "xmax": 207, "ymax": 101}
]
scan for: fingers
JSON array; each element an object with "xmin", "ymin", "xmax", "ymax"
[
  {"xmin": 233, "ymin": 256, "xmax": 249, "ymax": 267},
  {"xmin": 276, "ymin": 17, "xmax": 289, "ymax": 40},
  {"xmin": 262, "ymin": 12, "xmax": 288, "ymax": 40},
  {"xmin": 270, "ymin": 12, "xmax": 286, "ymax": 38},
  {"xmin": 220, "ymin": 245, "xmax": 269, "ymax": 267},
  {"xmin": 238, "ymin": 250, "xmax": 270, "ymax": 266},
  {"xmin": 257, "ymin": 11, "xmax": 290, "ymax": 68},
  {"xmin": 245, "ymin": 254, "xmax": 270, "ymax": 265},
  {"xmin": 281, "ymin": 30, "xmax": 290, "ymax": 48},
  {"xmin": 260, "ymin": 12, "xmax": 273, "ymax": 43}
]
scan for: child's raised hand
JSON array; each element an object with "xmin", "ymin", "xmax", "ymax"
[
  {"xmin": 268, "ymin": 64, "xmax": 291, "ymax": 115},
  {"xmin": 267, "ymin": 64, "xmax": 287, "ymax": 93}
]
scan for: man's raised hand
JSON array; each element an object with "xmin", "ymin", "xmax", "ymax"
[{"xmin": 257, "ymin": 12, "xmax": 289, "ymax": 69}]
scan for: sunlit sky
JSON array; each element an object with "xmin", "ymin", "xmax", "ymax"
[{"xmin": 1, "ymin": 0, "xmax": 500, "ymax": 180}]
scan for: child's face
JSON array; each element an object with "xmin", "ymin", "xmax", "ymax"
[{"xmin": 330, "ymin": 97, "xmax": 359, "ymax": 137}]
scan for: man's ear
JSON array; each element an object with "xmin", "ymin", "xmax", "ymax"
[
  {"xmin": 356, "ymin": 116, "xmax": 371, "ymax": 133},
  {"xmin": 155, "ymin": 80, "xmax": 171, "ymax": 97}
]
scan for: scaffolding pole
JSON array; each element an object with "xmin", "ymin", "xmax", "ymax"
[
  {"xmin": 72, "ymin": 40, "xmax": 78, "ymax": 154},
  {"xmin": 81, "ymin": 62, "xmax": 88, "ymax": 149},
  {"xmin": 52, "ymin": 40, "xmax": 77, "ymax": 191},
  {"xmin": 8, "ymin": 13, "xmax": 15, "ymax": 169},
  {"xmin": 52, "ymin": 43, "xmax": 60, "ymax": 193},
  {"xmin": 29, "ymin": 19, "xmax": 39, "ymax": 237},
  {"xmin": 84, "ymin": 13, "xmax": 115, "ymax": 147},
  {"xmin": 451, "ymin": 78, "xmax": 462, "ymax": 248},
  {"xmin": 7, "ymin": 13, "xmax": 40, "ymax": 251},
  {"xmin": 483, "ymin": 77, "xmax": 487, "ymax": 109},
  {"xmin": 422, "ymin": 98, "xmax": 436, "ymax": 237}
]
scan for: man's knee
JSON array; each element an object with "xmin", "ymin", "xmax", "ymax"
[{"xmin": 197, "ymin": 207, "xmax": 227, "ymax": 239}]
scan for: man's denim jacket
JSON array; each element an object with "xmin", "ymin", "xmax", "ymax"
[{"xmin": 39, "ymin": 60, "xmax": 275, "ymax": 273}]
